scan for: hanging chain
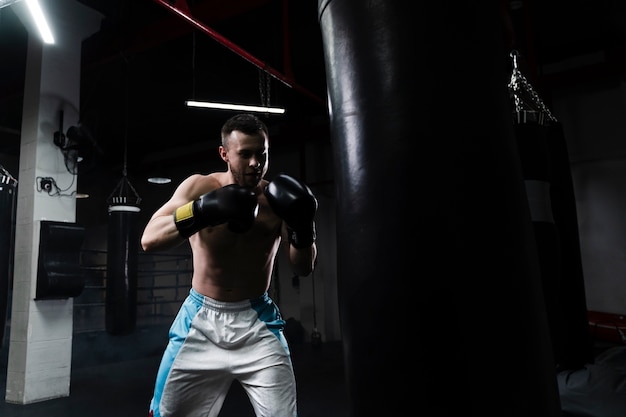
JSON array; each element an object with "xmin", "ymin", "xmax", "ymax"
[
  {"xmin": 311, "ymin": 268, "xmax": 317, "ymax": 328},
  {"xmin": 191, "ymin": 30, "xmax": 197, "ymax": 100},
  {"xmin": 106, "ymin": 52, "xmax": 141, "ymax": 207},
  {"xmin": 0, "ymin": 164, "xmax": 17, "ymax": 185},
  {"xmin": 107, "ymin": 175, "xmax": 142, "ymax": 206},
  {"xmin": 258, "ymin": 68, "xmax": 271, "ymax": 107},
  {"xmin": 508, "ymin": 50, "xmax": 557, "ymax": 123}
]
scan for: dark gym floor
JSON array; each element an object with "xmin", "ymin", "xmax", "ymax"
[
  {"xmin": 3, "ymin": 326, "xmax": 620, "ymax": 417},
  {"xmin": 0, "ymin": 338, "xmax": 348, "ymax": 417}
]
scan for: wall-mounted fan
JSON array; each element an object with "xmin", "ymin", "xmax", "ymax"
[{"xmin": 53, "ymin": 110, "xmax": 101, "ymax": 175}]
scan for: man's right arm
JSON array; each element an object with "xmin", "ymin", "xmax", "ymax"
[
  {"xmin": 141, "ymin": 175, "xmax": 259, "ymax": 252},
  {"xmin": 173, "ymin": 184, "xmax": 258, "ymax": 237},
  {"xmin": 141, "ymin": 175, "xmax": 202, "ymax": 252},
  {"xmin": 141, "ymin": 213, "xmax": 186, "ymax": 252}
]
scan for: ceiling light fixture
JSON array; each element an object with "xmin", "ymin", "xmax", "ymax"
[
  {"xmin": 183, "ymin": 23, "xmax": 284, "ymax": 116},
  {"xmin": 0, "ymin": 0, "xmax": 20, "ymax": 8},
  {"xmin": 24, "ymin": 0, "xmax": 54, "ymax": 44},
  {"xmin": 185, "ymin": 100, "xmax": 285, "ymax": 114},
  {"xmin": 3, "ymin": 0, "xmax": 54, "ymax": 44},
  {"xmin": 147, "ymin": 176, "xmax": 172, "ymax": 185}
]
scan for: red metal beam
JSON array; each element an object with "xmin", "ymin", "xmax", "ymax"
[{"xmin": 152, "ymin": 0, "xmax": 325, "ymax": 107}]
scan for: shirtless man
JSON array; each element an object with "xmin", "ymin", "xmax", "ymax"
[{"xmin": 141, "ymin": 113, "xmax": 318, "ymax": 417}]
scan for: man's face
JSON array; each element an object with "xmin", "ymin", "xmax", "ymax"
[{"xmin": 221, "ymin": 130, "xmax": 269, "ymax": 189}]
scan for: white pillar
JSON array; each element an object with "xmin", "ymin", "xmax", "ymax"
[{"xmin": 5, "ymin": 0, "xmax": 101, "ymax": 404}]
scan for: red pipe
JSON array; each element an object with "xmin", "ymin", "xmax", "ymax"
[{"xmin": 152, "ymin": 0, "xmax": 325, "ymax": 107}]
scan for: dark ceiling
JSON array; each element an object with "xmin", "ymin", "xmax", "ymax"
[
  {"xmin": 2, "ymin": 1, "xmax": 626, "ymax": 196},
  {"xmin": 0, "ymin": 0, "xmax": 329, "ymax": 190}
]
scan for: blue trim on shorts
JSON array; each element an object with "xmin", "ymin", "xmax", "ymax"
[
  {"xmin": 150, "ymin": 289, "xmax": 203, "ymax": 417},
  {"xmin": 250, "ymin": 292, "xmax": 289, "ymax": 354}
]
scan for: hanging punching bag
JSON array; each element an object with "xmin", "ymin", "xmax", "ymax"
[
  {"xmin": 547, "ymin": 121, "xmax": 593, "ymax": 369},
  {"xmin": 0, "ymin": 172, "xmax": 17, "ymax": 347},
  {"xmin": 508, "ymin": 51, "xmax": 593, "ymax": 370},
  {"xmin": 513, "ymin": 118, "xmax": 565, "ymax": 367},
  {"xmin": 106, "ymin": 197, "xmax": 141, "ymax": 335},
  {"xmin": 318, "ymin": 1, "xmax": 562, "ymax": 415}
]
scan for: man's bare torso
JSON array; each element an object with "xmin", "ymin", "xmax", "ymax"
[{"xmin": 189, "ymin": 192, "xmax": 284, "ymax": 301}]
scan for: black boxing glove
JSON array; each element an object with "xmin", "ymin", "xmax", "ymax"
[
  {"xmin": 264, "ymin": 173, "xmax": 318, "ymax": 249},
  {"xmin": 173, "ymin": 184, "xmax": 259, "ymax": 238}
]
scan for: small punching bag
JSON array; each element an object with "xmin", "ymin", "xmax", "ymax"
[
  {"xmin": 0, "ymin": 168, "xmax": 17, "ymax": 347},
  {"xmin": 547, "ymin": 121, "xmax": 593, "ymax": 369},
  {"xmin": 106, "ymin": 175, "xmax": 141, "ymax": 335},
  {"xmin": 513, "ymin": 115, "xmax": 564, "ymax": 366}
]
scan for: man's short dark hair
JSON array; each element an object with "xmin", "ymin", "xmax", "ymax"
[{"xmin": 221, "ymin": 113, "xmax": 269, "ymax": 146}]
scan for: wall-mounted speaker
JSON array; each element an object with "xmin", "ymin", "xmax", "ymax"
[{"xmin": 36, "ymin": 220, "xmax": 85, "ymax": 300}]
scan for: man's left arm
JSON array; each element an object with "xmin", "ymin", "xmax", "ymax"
[
  {"xmin": 264, "ymin": 173, "xmax": 318, "ymax": 276},
  {"xmin": 289, "ymin": 240, "xmax": 317, "ymax": 277}
]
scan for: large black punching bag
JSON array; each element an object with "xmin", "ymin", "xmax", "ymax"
[
  {"xmin": 318, "ymin": 1, "xmax": 562, "ymax": 415},
  {"xmin": 106, "ymin": 196, "xmax": 141, "ymax": 335},
  {"xmin": 0, "ymin": 171, "xmax": 17, "ymax": 347}
]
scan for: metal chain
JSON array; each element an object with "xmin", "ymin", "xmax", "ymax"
[
  {"xmin": 106, "ymin": 175, "xmax": 141, "ymax": 206},
  {"xmin": 258, "ymin": 68, "xmax": 271, "ymax": 107},
  {"xmin": 508, "ymin": 50, "xmax": 557, "ymax": 123},
  {"xmin": 0, "ymin": 164, "xmax": 17, "ymax": 185}
]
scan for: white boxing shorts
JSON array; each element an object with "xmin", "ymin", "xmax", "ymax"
[{"xmin": 148, "ymin": 288, "xmax": 297, "ymax": 417}]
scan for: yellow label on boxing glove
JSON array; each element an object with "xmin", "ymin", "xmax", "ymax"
[{"xmin": 174, "ymin": 201, "xmax": 194, "ymax": 222}]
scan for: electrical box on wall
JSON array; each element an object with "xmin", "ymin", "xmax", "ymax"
[{"xmin": 35, "ymin": 220, "xmax": 85, "ymax": 300}]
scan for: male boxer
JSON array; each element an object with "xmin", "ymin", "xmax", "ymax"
[{"xmin": 141, "ymin": 113, "xmax": 318, "ymax": 417}]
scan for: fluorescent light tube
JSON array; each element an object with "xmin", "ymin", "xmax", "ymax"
[
  {"xmin": 0, "ymin": 0, "xmax": 22, "ymax": 9},
  {"xmin": 186, "ymin": 100, "xmax": 285, "ymax": 114},
  {"xmin": 25, "ymin": 0, "xmax": 54, "ymax": 44}
]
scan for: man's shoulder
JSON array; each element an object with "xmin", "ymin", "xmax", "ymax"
[
  {"xmin": 183, "ymin": 172, "xmax": 224, "ymax": 184},
  {"xmin": 178, "ymin": 172, "xmax": 224, "ymax": 197}
]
